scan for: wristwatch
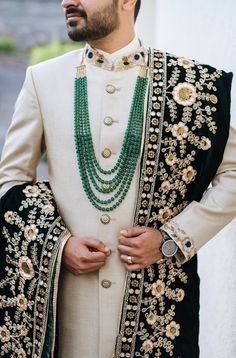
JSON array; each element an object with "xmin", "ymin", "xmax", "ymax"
[{"xmin": 160, "ymin": 231, "xmax": 178, "ymax": 258}]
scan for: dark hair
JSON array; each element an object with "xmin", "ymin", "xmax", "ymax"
[{"xmin": 134, "ymin": 0, "xmax": 141, "ymax": 21}]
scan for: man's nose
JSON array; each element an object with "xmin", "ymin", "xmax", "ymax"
[{"xmin": 61, "ymin": 0, "xmax": 79, "ymax": 9}]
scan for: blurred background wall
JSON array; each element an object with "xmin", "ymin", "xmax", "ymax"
[{"xmin": 1, "ymin": 1, "xmax": 236, "ymax": 357}]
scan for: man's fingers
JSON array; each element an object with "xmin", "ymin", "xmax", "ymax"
[
  {"xmin": 119, "ymin": 236, "xmax": 135, "ymax": 247},
  {"xmin": 123, "ymin": 263, "xmax": 141, "ymax": 272},
  {"xmin": 120, "ymin": 254, "xmax": 133, "ymax": 264},
  {"xmin": 120, "ymin": 226, "xmax": 147, "ymax": 238},
  {"xmin": 85, "ymin": 237, "xmax": 110, "ymax": 254},
  {"xmin": 87, "ymin": 250, "xmax": 107, "ymax": 263},
  {"xmin": 118, "ymin": 244, "xmax": 134, "ymax": 256}
]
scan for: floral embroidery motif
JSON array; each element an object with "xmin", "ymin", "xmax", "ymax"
[
  {"xmin": 24, "ymin": 224, "xmax": 39, "ymax": 241},
  {"xmin": 172, "ymin": 82, "xmax": 197, "ymax": 106},
  {"xmin": 177, "ymin": 57, "xmax": 195, "ymax": 69},
  {"xmin": 151, "ymin": 280, "xmax": 165, "ymax": 298},
  {"xmin": 0, "ymin": 182, "xmax": 70, "ymax": 358},
  {"xmin": 166, "ymin": 321, "xmax": 180, "ymax": 340},
  {"xmin": 84, "ymin": 44, "xmax": 147, "ymax": 71},
  {"xmin": 0, "ymin": 325, "xmax": 11, "ymax": 343},
  {"xmin": 4, "ymin": 211, "xmax": 15, "ymax": 223},
  {"xmin": 19, "ymin": 256, "xmax": 35, "ymax": 280},
  {"xmin": 16, "ymin": 294, "xmax": 28, "ymax": 311},
  {"xmin": 182, "ymin": 165, "xmax": 197, "ymax": 184},
  {"xmin": 142, "ymin": 339, "xmax": 154, "ymax": 352},
  {"xmin": 22, "ymin": 184, "xmax": 40, "ymax": 198},
  {"xmin": 171, "ymin": 121, "xmax": 189, "ymax": 140},
  {"xmin": 16, "ymin": 348, "xmax": 27, "ymax": 358}
]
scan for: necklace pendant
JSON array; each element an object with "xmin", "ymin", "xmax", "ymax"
[
  {"xmin": 102, "ymin": 183, "xmax": 111, "ymax": 190},
  {"xmin": 76, "ymin": 65, "xmax": 86, "ymax": 78}
]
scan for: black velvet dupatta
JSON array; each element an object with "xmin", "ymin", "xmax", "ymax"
[{"xmin": 114, "ymin": 50, "xmax": 232, "ymax": 358}]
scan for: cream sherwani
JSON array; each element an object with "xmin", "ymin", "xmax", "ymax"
[{"xmin": 0, "ymin": 37, "xmax": 236, "ymax": 358}]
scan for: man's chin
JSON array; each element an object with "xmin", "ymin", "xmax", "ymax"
[{"xmin": 67, "ymin": 30, "xmax": 85, "ymax": 42}]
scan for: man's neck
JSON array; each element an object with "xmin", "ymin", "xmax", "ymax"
[{"xmin": 88, "ymin": 29, "xmax": 135, "ymax": 54}]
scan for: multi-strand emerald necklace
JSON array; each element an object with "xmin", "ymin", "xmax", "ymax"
[{"xmin": 74, "ymin": 63, "xmax": 149, "ymax": 212}]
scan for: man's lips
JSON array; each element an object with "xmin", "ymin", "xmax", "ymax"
[
  {"xmin": 67, "ymin": 14, "xmax": 80, "ymax": 20},
  {"xmin": 66, "ymin": 8, "xmax": 86, "ymax": 20}
]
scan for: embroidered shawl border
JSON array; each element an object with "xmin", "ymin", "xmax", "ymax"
[{"xmin": 115, "ymin": 49, "xmax": 167, "ymax": 357}]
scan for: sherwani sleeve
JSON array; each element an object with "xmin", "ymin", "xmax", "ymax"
[
  {"xmin": 0, "ymin": 66, "xmax": 45, "ymax": 197},
  {"xmin": 161, "ymin": 126, "xmax": 236, "ymax": 263}
]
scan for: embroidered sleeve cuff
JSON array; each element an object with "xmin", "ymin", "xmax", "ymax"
[{"xmin": 160, "ymin": 220, "xmax": 196, "ymax": 264}]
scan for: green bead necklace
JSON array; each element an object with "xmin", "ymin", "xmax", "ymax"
[{"xmin": 74, "ymin": 64, "xmax": 148, "ymax": 212}]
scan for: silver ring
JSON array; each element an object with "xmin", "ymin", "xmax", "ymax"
[{"xmin": 127, "ymin": 256, "xmax": 133, "ymax": 264}]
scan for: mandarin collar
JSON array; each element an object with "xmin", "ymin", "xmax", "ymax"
[{"xmin": 84, "ymin": 36, "xmax": 148, "ymax": 71}]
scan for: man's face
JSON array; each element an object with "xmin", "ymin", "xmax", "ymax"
[{"xmin": 62, "ymin": 0, "xmax": 120, "ymax": 42}]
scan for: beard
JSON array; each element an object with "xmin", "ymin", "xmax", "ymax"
[{"xmin": 66, "ymin": 2, "xmax": 120, "ymax": 42}]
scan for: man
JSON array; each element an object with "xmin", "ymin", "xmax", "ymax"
[{"xmin": 0, "ymin": 0, "xmax": 235, "ymax": 357}]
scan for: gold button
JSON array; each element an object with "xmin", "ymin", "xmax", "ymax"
[
  {"xmin": 100, "ymin": 214, "xmax": 111, "ymax": 224},
  {"xmin": 106, "ymin": 84, "xmax": 116, "ymax": 94},
  {"xmin": 104, "ymin": 116, "xmax": 114, "ymax": 126},
  {"xmin": 102, "ymin": 148, "xmax": 112, "ymax": 158},
  {"xmin": 101, "ymin": 279, "xmax": 112, "ymax": 288},
  {"xmin": 106, "ymin": 249, "xmax": 112, "ymax": 257}
]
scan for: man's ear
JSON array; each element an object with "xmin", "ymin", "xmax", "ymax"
[{"xmin": 121, "ymin": 0, "xmax": 137, "ymax": 12}]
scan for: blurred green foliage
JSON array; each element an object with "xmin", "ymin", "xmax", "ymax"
[
  {"xmin": 0, "ymin": 36, "xmax": 17, "ymax": 53},
  {"xmin": 30, "ymin": 41, "xmax": 84, "ymax": 64}
]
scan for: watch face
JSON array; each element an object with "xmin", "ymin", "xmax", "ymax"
[{"xmin": 161, "ymin": 240, "xmax": 178, "ymax": 257}]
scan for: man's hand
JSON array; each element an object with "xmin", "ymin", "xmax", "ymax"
[
  {"xmin": 118, "ymin": 226, "xmax": 164, "ymax": 271},
  {"xmin": 62, "ymin": 236, "xmax": 110, "ymax": 275}
]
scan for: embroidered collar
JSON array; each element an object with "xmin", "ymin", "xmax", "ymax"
[{"xmin": 84, "ymin": 42, "xmax": 148, "ymax": 71}]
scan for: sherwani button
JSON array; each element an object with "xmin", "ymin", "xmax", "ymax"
[
  {"xmin": 106, "ymin": 84, "xmax": 116, "ymax": 94},
  {"xmin": 102, "ymin": 148, "xmax": 112, "ymax": 158},
  {"xmin": 104, "ymin": 116, "xmax": 114, "ymax": 126},
  {"xmin": 100, "ymin": 214, "xmax": 111, "ymax": 224},
  {"xmin": 106, "ymin": 249, "xmax": 112, "ymax": 257},
  {"xmin": 101, "ymin": 279, "xmax": 112, "ymax": 288}
]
